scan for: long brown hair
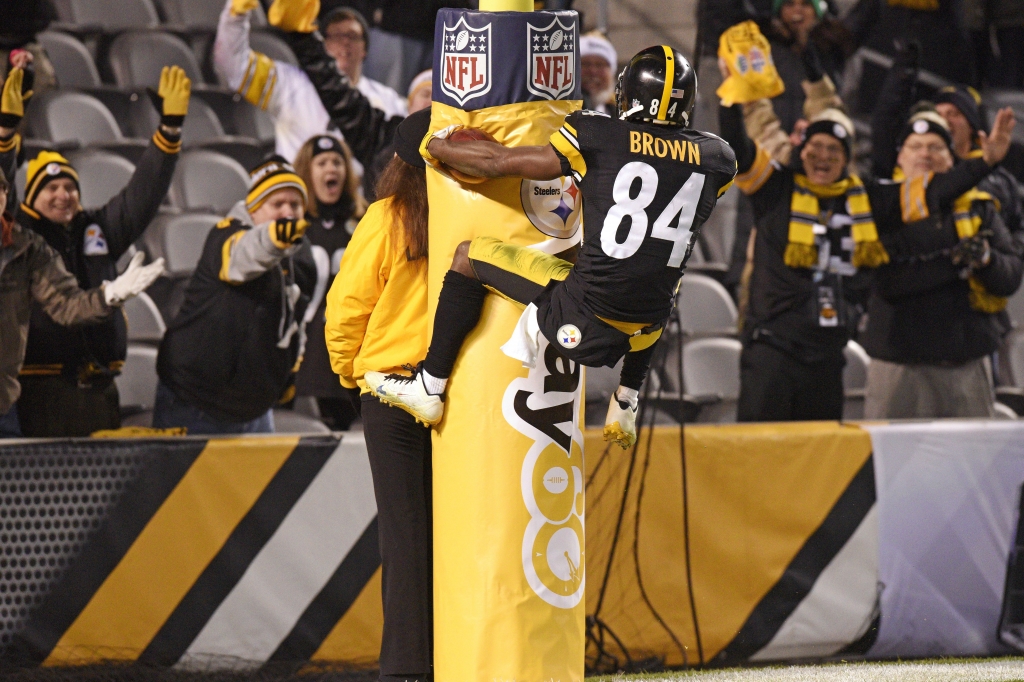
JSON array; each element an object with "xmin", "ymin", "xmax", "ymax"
[
  {"xmin": 374, "ymin": 154, "xmax": 428, "ymax": 260},
  {"xmin": 293, "ymin": 136, "xmax": 367, "ymax": 218}
]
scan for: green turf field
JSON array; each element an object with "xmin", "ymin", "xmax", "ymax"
[{"xmin": 594, "ymin": 658, "xmax": 1024, "ymax": 682}]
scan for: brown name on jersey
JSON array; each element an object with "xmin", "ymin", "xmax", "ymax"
[{"xmin": 629, "ymin": 131, "xmax": 701, "ymax": 165}]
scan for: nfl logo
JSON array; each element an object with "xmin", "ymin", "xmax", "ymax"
[
  {"xmin": 440, "ymin": 16, "xmax": 492, "ymax": 106},
  {"xmin": 527, "ymin": 17, "xmax": 576, "ymax": 100}
]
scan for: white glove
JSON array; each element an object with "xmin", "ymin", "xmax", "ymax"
[
  {"xmin": 102, "ymin": 252, "xmax": 165, "ymax": 306},
  {"xmin": 603, "ymin": 390, "xmax": 638, "ymax": 450}
]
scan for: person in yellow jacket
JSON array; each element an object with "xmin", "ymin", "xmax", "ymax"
[{"xmin": 324, "ymin": 108, "xmax": 433, "ymax": 682}]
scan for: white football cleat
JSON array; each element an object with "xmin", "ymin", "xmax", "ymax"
[
  {"xmin": 364, "ymin": 368, "xmax": 444, "ymax": 426},
  {"xmin": 603, "ymin": 392, "xmax": 638, "ymax": 449}
]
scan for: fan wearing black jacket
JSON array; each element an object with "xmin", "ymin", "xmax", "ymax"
[
  {"xmin": 861, "ymin": 109, "xmax": 1024, "ymax": 418},
  {"xmin": 719, "ymin": 90, "xmax": 1016, "ymax": 421},
  {"xmin": 155, "ymin": 157, "xmax": 318, "ymax": 434},
  {"xmin": 3, "ymin": 65, "xmax": 187, "ymax": 437}
]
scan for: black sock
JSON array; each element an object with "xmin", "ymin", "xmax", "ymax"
[
  {"xmin": 619, "ymin": 343, "xmax": 658, "ymax": 391},
  {"xmin": 422, "ymin": 270, "xmax": 487, "ymax": 379}
]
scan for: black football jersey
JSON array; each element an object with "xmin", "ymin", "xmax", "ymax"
[{"xmin": 549, "ymin": 110, "xmax": 737, "ymax": 323}]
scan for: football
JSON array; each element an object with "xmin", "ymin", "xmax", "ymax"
[
  {"xmin": 550, "ymin": 30, "xmax": 564, "ymax": 51},
  {"xmin": 455, "ymin": 30, "xmax": 469, "ymax": 51},
  {"xmin": 448, "ymin": 127, "xmax": 497, "ymax": 143},
  {"xmin": 441, "ymin": 128, "xmax": 497, "ymax": 184}
]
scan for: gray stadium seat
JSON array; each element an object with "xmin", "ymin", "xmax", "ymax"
[
  {"xmin": 843, "ymin": 340, "xmax": 870, "ymax": 421},
  {"xmin": 695, "ymin": 185, "xmax": 737, "ymax": 264},
  {"xmin": 682, "ymin": 337, "xmax": 742, "ymax": 423},
  {"xmin": 843, "ymin": 340, "xmax": 870, "ymax": 391},
  {"xmin": 250, "ymin": 31, "xmax": 298, "ymax": 67},
  {"xmin": 29, "ymin": 90, "xmax": 119, "ymax": 145},
  {"xmin": 143, "ymin": 211, "xmax": 220, "ymax": 275},
  {"xmin": 156, "ymin": 0, "xmax": 266, "ymax": 28},
  {"xmin": 64, "ymin": 149, "xmax": 136, "ymax": 209},
  {"xmin": 123, "ymin": 291, "xmax": 167, "ymax": 343},
  {"xmin": 1004, "ymin": 329, "xmax": 1024, "ymax": 387},
  {"xmin": 115, "ymin": 344, "xmax": 159, "ymax": 411},
  {"xmin": 132, "ymin": 96, "xmax": 264, "ymax": 168},
  {"xmin": 583, "ymin": 360, "xmax": 623, "ymax": 426},
  {"xmin": 53, "ymin": 0, "xmax": 160, "ymax": 31},
  {"xmin": 38, "ymin": 31, "xmax": 101, "ymax": 88},
  {"xmin": 168, "ymin": 150, "xmax": 249, "ymax": 213},
  {"xmin": 677, "ymin": 274, "xmax": 739, "ymax": 337},
  {"xmin": 107, "ymin": 30, "xmax": 205, "ymax": 89},
  {"xmin": 1006, "ymin": 284, "xmax": 1024, "ymax": 330},
  {"xmin": 984, "ymin": 90, "xmax": 1024, "ymax": 144}
]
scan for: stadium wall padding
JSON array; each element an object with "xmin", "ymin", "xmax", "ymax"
[
  {"xmin": 1, "ymin": 422, "xmax": 1022, "ymax": 672},
  {"xmin": 425, "ymin": 9, "xmax": 585, "ymax": 682}
]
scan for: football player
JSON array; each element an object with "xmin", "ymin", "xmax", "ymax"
[{"xmin": 365, "ymin": 46, "xmax": 738, "ymax": 448}]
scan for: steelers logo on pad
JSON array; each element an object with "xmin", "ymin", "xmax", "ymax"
[{"xmin": 557, "ymin": 324, "xmax": 581, "ymax": 349}]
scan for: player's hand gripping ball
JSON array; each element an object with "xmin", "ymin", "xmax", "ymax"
[{"xmin": 442, "ymin": 127, "xmax": 497, "ymax": 185}]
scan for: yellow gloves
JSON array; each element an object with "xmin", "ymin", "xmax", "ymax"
[
  {"xmin": 269, "ymin": 218, "xmax": 309, "ymax": 248},
  {"xmin": 716, "ymin": 21, "xmax": 785, "ymax": 107},
  {"xmin": 0, "ymin": 67, "xmax": 32, "ymax": 129},
  {"xmin": 146, "ymin": 66, "xmax": 191, "ymax": 128},
  {"xmin": 158, "ymin": 66, "xmax": 191, "ymax": 124},
  {"xmin": 230, "ymin": 0, "xmax": 260, "ymax": 15},
  {"xmin": 268, "ymin": 0, "xmax": 320, "ymax": 33}
]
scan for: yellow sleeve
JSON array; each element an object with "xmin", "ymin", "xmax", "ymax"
[
  {"xmin": 324, "ymin": 202, "xmax": 392, "ymax": 389},
  {"xmin": 549, "ymin": 118, "xmax": 587, "ymax": 182}
]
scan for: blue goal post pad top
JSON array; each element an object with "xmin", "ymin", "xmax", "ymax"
[{"xmin": 432, "ymin": 9, "xmax": 582, "ymax": 111}]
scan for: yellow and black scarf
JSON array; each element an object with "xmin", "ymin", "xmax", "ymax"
[
  {"xmin": 953, "ymin": 189, "xmax": 1007, "ymax": 313},
  {"xmin": 784, "ymin": 174, "xmax": 890, "ymax": 269},
  {"xmin": 897, "ymin": 167, "xmax": 1006, "ymax": 313}
]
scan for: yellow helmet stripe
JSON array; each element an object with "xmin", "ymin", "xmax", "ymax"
[{"xmin": 656, "ymin": 45, "xmax": 674, "ymax": 121}]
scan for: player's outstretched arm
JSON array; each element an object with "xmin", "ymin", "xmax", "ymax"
[{"xmin": 427, "ymin": 138, "xmax": 563, "ymax": 181}]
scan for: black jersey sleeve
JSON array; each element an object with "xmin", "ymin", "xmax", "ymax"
[
  {"xmin": 700, "ymin": 132, "xmax": 739, "ymax": 197},
  {"xmin": 549, "ymin": 110, "xmax": 595, "ymax": 183}
]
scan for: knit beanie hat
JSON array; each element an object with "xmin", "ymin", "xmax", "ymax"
[
  {"xmin": 309, "ymin": 135, "xmax": 345, "ymax": 160},
  {"xmin": 407, "ymin": 69, "xmax": 432, "ymax": 100},
  {"xmin": 896, "ymin": 109, "xmax": 955, "ymax": 154},
  {"xmin": 22, "ymin": 151, "xmax": 79, "ymax": 213},
  {"xmin": 933, "ymin": 85, "xmax": 985, "ymax": 134},
  {"xmin": 801, "ymin": 108, "xmax": 855, "ymax": 161},
  {"xmin": 246, "ymin": 155, "xmax": 308, "ymax": 213},
  {"xmin": 580, "ymin": 32, "xmax": 618, "ymax": 69}
]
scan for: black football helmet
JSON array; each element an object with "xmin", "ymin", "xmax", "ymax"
[{"xmin": 615, "ymin": 46, "xmax": 697, "ymax": 127}]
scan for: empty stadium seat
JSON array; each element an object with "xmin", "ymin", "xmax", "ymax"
[
  {"xmin": 682, "ymin": 337, "xmax": 742, "ymax": 423},
  {"xmin": 843, "ymin": 340, "xmax": 870, "ymax": 421},
  {"xmin": 142, "ymin": 211, "xmax": 220, "ymax": 275},
  {"xmin": 695, "ymin": 185, "xmax": 737, "ymax": 265},
  {"xmin": 64, "ymin": 149, "xmax": 135, "ymax": 209},
  {"xmin": 156, "ymin": 0, "xmax": 267, "ymax": 28},
  {"xmin": 123, "ymin": 291, "xmax": 167, "ymax": 343},
  {"xmin": 28, "ymin": 91, "xmax": 148, "ymax": 160},
  {"xmin": 53, "ymin": 0, "xmax": 160, "ymax": 31},
  {"xmin": 583, "ymin": 360, "xmax": 623, "ymax": 426},
  {"xmin": 168, "ymin": 150, "xmax": 249, "ymax": 213},
  {"xmin": 115, "ymin": 344, "xmax": 159, "ymax": 411},
  {"xmin": 250, "ymin": 31, "xmax": 299, "ymax": 67},
  {"xmin": 132, "ymin": 96, "xmax": 265, "ymax": 168},
  {"xmin": 843, "ymin": 340, "xmax": 870, "ymax": 391},
  {"xmin": 677, "ymin": 274, "xmax": 738, "ymax": 337},
  {"xmin": 108, "ymin": 30, "xmax": 205, "ymax": 89},
  {"xmin": 38, "ymin": 31, "xmax": 102, "ymax": 88},
  {"xmin": 1004, "ymin": 329, "xmax": 1024, "ymax": 387},
  {"xmin": 1006, "ymin": 285, "xmax": 1024, "ymax": 330}
]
